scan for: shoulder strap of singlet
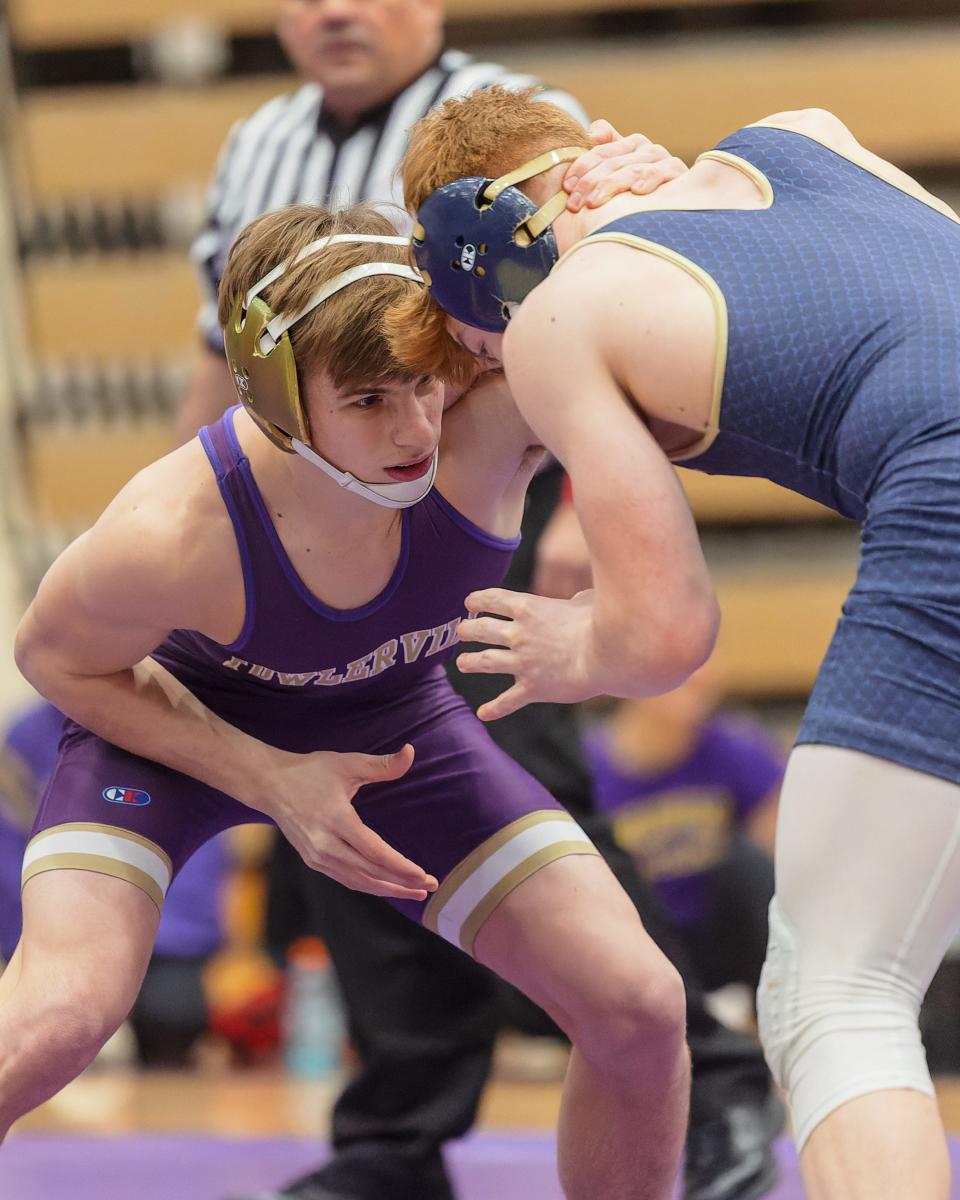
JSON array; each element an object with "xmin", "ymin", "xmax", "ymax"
[
  {"xmin": 197, "ymin": 406, "xmax": 270, "ymax": 648},
  {"xmin": 197, "ymin": 406, "xmax": 265, "ymax": 528},
  {"xmin": 198, "ymin": 407, "xmax": 234, "ymax": 479}
]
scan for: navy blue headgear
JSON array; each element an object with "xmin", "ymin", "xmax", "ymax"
[{"xmin": 412, "ymin": 147, "xmax": 586, "ymax": 333}]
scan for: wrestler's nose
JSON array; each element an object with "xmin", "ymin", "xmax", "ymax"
[{"xmin": 392, "ymin": 390, "xmax": 439, "ymax": 452}]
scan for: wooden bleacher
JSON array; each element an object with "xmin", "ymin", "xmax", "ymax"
[
  {"xmin": 8, "ymin": 0, "xmax": 814, "ymax": 49},
  {"xmin": 24, "ymin": 253, "xmax": 197, "ymax": 358},
  {"xmin": 711, "ymin": 568, "xmax": 852, "ymax": 696},
  {"xmin": 680, "ymin": 473, "xmax": 833, "ymax": 523},
  {"xmin": 519, "ymin": 27, "xmax": 960, "ymax": 167},
  {"xmin": 8, "ymin": 0, "xmax": 279, "ymax": 48},
  {"xmin": 17, "ymin": 77, "xmax": 287, "ymax": 201},
  {"xmin": 16, "ymin": 22, "xmax": 960, "ymax": 203}
]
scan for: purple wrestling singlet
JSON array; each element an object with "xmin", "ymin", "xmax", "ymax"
[{"xmin": 24, "ymin": 409, "xmax": 597, "ymax": 951}]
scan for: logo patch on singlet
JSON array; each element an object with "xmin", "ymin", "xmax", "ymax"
[{"xmin": 102, "ymin": 786, "xmax": 152, "ymax": 807}]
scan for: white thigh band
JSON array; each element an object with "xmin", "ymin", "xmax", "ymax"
[
  {"xmin": 422, "ymin": 810, "xmax": 599, "ymax": 955},
  {"xmin": 22, "ymin": 822, "xmax": 172, "ymax": 911}
]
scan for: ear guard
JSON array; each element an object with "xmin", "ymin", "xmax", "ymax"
[
  {"xmin": 412, "ymin": 147, "xmax": 586, "ymax": 333},
  {"xmin": 223, "ymin": 234, "xmax": 438, "ymax": 509},
  {"xmin": 225, "ymin": 293, "xmax": 306, "ymax": 451}
]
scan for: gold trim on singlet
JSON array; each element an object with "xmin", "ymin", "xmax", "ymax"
[
  {"xmin": 26, "ymin": 820, "xmax": 174, "ymax": 873},
  {"xmin": 21, "ymin": 853, "xmax": 165, "ymax": 911},
  {"xmin": 695, "ymin": 149, "xmax": 775, "ymax": 209},
  {"xmin": 423, "ymin": 809, "xmax": 574, "ymax": 933},
  {"xmin": 457, "ymin": 841, "xmax": 599, "ymax": 955},
  {"xmin": 552, "ymin": 234, "xmax": 729, "ymax": 462},
  {"xmin": 422, "ymin": 810, "xmax": 601, "ymax": 953},
  {"xmin": 747, "ymin": 120, "xmax": 960, "ymax": 225},
  {"xmin": 22, "ymin": 821, "xmax": 172, "ymax": 911}
]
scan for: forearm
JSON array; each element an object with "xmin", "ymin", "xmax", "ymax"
[
  {"xmin": 585, "ymin": 575, "xmax": 720, "ymax": 699},
  {"xmin": 21, "ymin": 653, "xmax": 280, "ymax": 813}
]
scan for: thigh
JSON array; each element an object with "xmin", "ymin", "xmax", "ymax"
[
  {"xmin": 292, "ymin": 850, "xmax": 499, "ymax": 1040},
  {"xmin": 472, "ymin": 852, "xmax": 670, "ymax": 1037},
  {"xmin": 774, "ymin": 744, "xmax": 960, "ymax": 991},
  {"xmin": 18, "ymin": 867, "xmax": 160, "ymax": 1019},
  {"xmin": 800, "ymin": 469, "xmax": 960, "ymax": 784},
  {"xmin": 354, "ymin": 703, "xmax": 599, "ymax": 953}
]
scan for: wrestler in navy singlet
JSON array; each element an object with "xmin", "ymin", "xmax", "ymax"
[
  {"xmin": 570, "ymin": 124, "xmax": 960, "ymax": 782},
  {"xmin": 24, "ymin": 408, "xmax": 597, "ymax": 951}
]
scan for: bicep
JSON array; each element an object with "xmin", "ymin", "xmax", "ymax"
[{"xmin": 556, "ymin": 390, "xmax": 710, "ymax": 620}]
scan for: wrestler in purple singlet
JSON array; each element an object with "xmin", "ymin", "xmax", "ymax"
[{"xmin": 24, "ymin": 408, "xmax": 596, "ymax": 951}]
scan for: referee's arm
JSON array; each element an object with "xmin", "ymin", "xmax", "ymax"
[{"xmin": 173, "ymin": 347, "xmax": 237, "ymax": 447}]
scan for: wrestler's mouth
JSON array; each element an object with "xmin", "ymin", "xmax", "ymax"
[{"xmin": 385, "ymin": 455, "xmax": 433, "ymax": 482}]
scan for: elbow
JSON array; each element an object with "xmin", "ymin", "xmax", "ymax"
[
  {"xmin": 600, "ymin": 586, "xmax": 720, "ymax": 697},
  {"xmin": 14, "ymin": 619, "xmax": 44, "ymax": 696},
  {"xmin": 649, "ymin": 598, "xmax": 720, "ymax": 689},
  {"xmin": 642, "ymin": 611, "xmax": 718, "ymax": 694},
  {"xmin": 683, "ymin": 585, "xmax": 721, "ymax": 671},
  {"xmin": 14, "ymin": 618, "xmax": 38, "ymax": 685},
  {"xmin": 14, "ymin": 614, "xmax": 59, "ymax": 699}
]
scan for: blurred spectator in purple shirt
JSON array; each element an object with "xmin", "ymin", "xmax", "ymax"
[{"xmin": 584, "ymin": 661, "xmax": 783, "ymax": 996}]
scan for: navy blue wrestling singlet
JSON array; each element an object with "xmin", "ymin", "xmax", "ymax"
[{"xmin": 570, "ymin": 124, "xmax": 960, "ymax": 782}]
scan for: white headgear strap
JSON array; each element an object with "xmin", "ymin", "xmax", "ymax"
[
  {"xmin": 246, "ymin": 233, "xmax": 436, "ymax": 509},
  {"xmin": 291, "ymin": 438, "xmax": 439, "ymax": 509}
]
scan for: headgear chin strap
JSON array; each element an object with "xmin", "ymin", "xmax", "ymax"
[
  {"xmin": 224, "ymin": 233, "xmax": 435, "ymax": 509},
  {"xmin": 291, "ymin": 439, "xmax": 439, "ymax": 509},
  {"xmin": 412, "ymin": 146, "xmax": 586, "ymax": 333}
]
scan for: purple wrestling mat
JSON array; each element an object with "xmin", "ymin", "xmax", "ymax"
[{"xmin": 3, "ymin": 1133, "xmax": 959, "ymax": 1199}]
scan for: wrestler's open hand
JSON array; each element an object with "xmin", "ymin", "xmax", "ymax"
[
  {"xmin": 563, "ymin": 119, "xmax": 688, "ymax": 213},
  {"xmin": 457, "ymin": 588, "xmax": 601, "ymax": 721},
  {"xmin": 267, "ymin": 744, "xmax": 438, "ymax": 899}
]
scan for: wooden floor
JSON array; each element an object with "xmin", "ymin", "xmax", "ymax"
[
  {"xmin": 14, "ymin": 1063, "xmax": 563, "ymax": 1139},
  {"xmin": 12, "ymin": 1056, "xmax": 960, "ymax": 1139}
]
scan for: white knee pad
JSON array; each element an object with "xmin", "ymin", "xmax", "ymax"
[{"xmin": 757, "ymin": 895, "xmax": 935, "ymax": 1150}]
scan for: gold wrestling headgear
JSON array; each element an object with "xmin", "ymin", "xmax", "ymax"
[{"xmin": 224, "ymin": 234, "xmax": 437, "ymax": 509}]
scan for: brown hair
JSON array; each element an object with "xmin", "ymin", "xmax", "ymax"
[
  {"xmin": 386, "ymin": 87, "xmax": 591, "ymax": 379},
  {"xmin": 218, "ymin": 203, "xmax": 420, "ymax": 392}
]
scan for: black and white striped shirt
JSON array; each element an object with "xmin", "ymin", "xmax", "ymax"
[{"xmin": 191, "ymin": 48, "xmax": 588, "ymax": 350}]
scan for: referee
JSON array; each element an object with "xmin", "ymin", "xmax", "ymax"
[{"xmin": 179, "ymin": 4, "xmax": 782, "ymax": 1200}]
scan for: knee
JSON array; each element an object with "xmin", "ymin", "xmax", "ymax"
[
  {"xmin": 757, "ymin": 895, "xmax": 832, "ymax": 1089},
  {"xmin": 9, "ymin": 977, "xmax": 129, "ymax": 1077},
  {"xmin": 757, "ymin": 896, "xmax": 927, "ymax": 1108},
  {"xmin": 570, "ymin": 953, "xmax": 687, "ymax": 1076}
]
